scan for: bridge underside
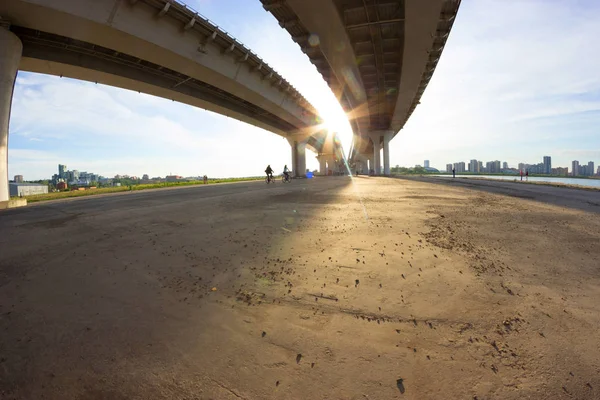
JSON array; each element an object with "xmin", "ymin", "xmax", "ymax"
[
  {"xmin": 263, "ymin": 0, "xmax": 461, "ymax": 174},
  {"xmin": 13, "ymin": 26, "xmax": 298, "ymax": 135}
]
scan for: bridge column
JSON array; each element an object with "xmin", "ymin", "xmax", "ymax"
[
  {"xmin": 373, "ymin": 139, "xmax": 381, "ymax": 175},
  {"xmin": 382, "ymin": 131, "xmax": 393, "ymax": 176},
  {"xmin": 369, "ymin": 131, "xmax": 393, "ymax": 176},
  {"xmin": 324, "ymin": 154, "xmax": 334, "ymax": 175},
  {"xmin": 368, "ymin": 155, "xmax": 374, "ymax": 175},
  {"xmin": 287, "ymin": 138, "xmax": 306, "ymax": 178},
  {"xmin": 0, "ymin": 28, "xmax": 22, "ymax": 202},
  {"xmin": 317, "ymin": 155, "xmax": 327, "ymax": 175},
  {"xmin": 358, "ymin": 154, "xmax": 369, "ymax": 175}
]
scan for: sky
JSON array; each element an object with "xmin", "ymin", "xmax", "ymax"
[{"xmin": 8, "ymin": 0, "xmax": 600, "ymax": 180}]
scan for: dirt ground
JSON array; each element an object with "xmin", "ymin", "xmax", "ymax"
[{"xmin": 0, "ymin": 176, "xmax": 598, "ymax": 399}]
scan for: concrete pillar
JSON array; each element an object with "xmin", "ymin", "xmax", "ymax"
[
  {"xmin": 317, "ymin": 155, "xmax": 326, "ymax": 175},
  {"xmin": 369, "ymin": 131, "xmax": 394, "ymax": 176},
  {"xmin": 360, "ymin": 155, "xmax": 369, "ymax": 175},
  {"xmin": 325, "ymin": 154, "xmax": 335, "ymax": 175},
  {"xmin": 0, "ymin": 28, "xmax": 22, "ymax": 202},
  {"xmin": 383, "ymin": 132, "xmax": 392, "ymax": 176},
  {"xmin": 368, "ymin": 156, "xmax": 374, "ymax": 175},
  {"xmin": 288, "ymin": 138, "xmax": 306, "ymax": 178},
  {"xmin": 373, "ymin": 138, "xmax": 381, "ymax": 175}
]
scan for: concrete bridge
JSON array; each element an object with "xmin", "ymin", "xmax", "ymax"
[
  {"xmin": 262, "ymin": 0, "xmax": 461, "ymax": 175},
  {"xmin": 0, "ymin": 0, "xmax": 343, "ymax": 204}
]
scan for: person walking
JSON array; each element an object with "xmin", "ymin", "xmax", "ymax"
[
  {"xmin": 525, "ymin": 170, "xmax": 529, "ymax": 181},
  {"xmin": 452, "ymin": 167, "xmax": 456, "ymax": 178},
  {"xmin": 520, "ymin": 169, "xmax": 523, "ymax": 181}
]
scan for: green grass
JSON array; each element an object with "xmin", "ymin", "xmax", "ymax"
[{"xmin": 23, "ymin": 177, "xmax": 264, "ymax": 203}]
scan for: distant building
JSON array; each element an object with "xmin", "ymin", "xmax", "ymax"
[
  {"xmin": 446, "ymin": 164, "xmax": 453, "ymax": 173},
  {"xmin": 587, "ymin": 161, "xmax": 595, "ymax": 176},
  {"xmin": 468, "ymin": 159, "xmax": 479, "ymax": 173},
  {"xmin": 14, "ymin": 175, "xmax": 23, "ymax": 183},
  {"xmin": 543, "ymin": 156, "xmax": 551, "ymax": 174},
  {"xmin": 142, "ymin": 174, "xmax": 149, "ymax": 180},
  {"xmin": 56, "ymin": 182, "xmax": 68, "ymax": 190},
  {"xmin": 58, "ymin": 164, "xmax": 67, "ymax": 179},
  {"xmin": 502, "ymin": 161, "xmax": 508, "ymax": 170},
  {"xmin": 597, "ymin": 166, "xmax": 600, "ymax": 176},
  {"xmin": 485, "ymin": 160, "xmax": 501, "ymax": 173},
  {"xmin": 572, "ymin": 160, "xmax": 580, "ymax": 176},
  {"xmin": 424, "ymin": 160, "xmax": 430, "ymax": 168},
  {"xmin": 9, "ymin": 183, "xmax": 48, "ymax": 197},
  {"xmin": 552, "ymin": 167, "xmax": 568, "ymax": 176},
  {"xmin": 453, "ymin": 162, "xmax": 466, "ymax": 173},
  {"xmin": 518, "ymin": 163, "xmax": 525, "ymax": 172},
  {"xmin": 166, "ymin": 175, "xmax": 183, "ymax": 182},
  {"xmin": 478, "ymin": 161, "xmax": 483, "ymax": 172}
]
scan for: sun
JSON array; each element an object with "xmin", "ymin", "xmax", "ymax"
[{"xmin": 318, "ymin": 103, "xmax": 353, "ymax": 155}]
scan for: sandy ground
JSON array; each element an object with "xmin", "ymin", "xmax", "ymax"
[{"xmin": 0, "ymin": 176, "xmax": 599, "ymax": 399}]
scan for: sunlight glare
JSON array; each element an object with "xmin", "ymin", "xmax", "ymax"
[{"xmin": 316, "ymin": 101, "xmax": 353, "ymax": 157}]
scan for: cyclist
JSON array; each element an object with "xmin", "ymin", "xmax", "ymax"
[
  {"xmin": 283, "ymin": 165, "xmax": 290, "ymax": 181},
  {"xmin": 265, "ymin": 164, "xmax": 274, "ymax": 182}
]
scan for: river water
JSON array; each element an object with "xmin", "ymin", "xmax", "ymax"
[{"xmin": 435, "ymin": 175, "xmax": 600, "ymax": 189}]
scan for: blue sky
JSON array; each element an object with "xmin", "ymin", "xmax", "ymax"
[{"xmin": 8, "ymin": 0, "xmax": 600, "ymax": 179}]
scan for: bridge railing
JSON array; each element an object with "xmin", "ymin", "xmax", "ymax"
[{"xmin": 167, "ymin": 0, "xmax": 318, "ymax": 119}]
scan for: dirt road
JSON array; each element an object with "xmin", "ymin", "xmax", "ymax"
[{"xmin": 0, "ymin": 176, "xmax": 598, "ymax": 399}]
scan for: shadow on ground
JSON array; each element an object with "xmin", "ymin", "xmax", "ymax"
[{"xmin": 0, "ymin": 178, "xmax": 353, "ymax": 399}]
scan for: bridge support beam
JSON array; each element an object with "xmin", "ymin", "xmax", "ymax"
[
  {"xmin": 355, "ymin": 154, "xmax": 369, "ymax": 175},
  {"xmin": 383, "ymin": 131, "xmax": 392, "ymax": 176},
  {"xmin": 0, "ymin": 28, "xmax": 22, "ymax": 202},
  {"xmin": 287, "ymin": 138, "xmax": 306, "ymax": 178},
  {"xmin": 373, "ymin": 138, "xmax": 381, "ymax": 175},
  {"xmin": 317, "ymin": 155, "xmax": 327, "ymax": 175},
  {"xmin": 369, "ymin": 130, "xmax": 394, "ymax": 176}
]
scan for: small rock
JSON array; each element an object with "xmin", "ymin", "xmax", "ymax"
[{"xmin": 396, "ymin": 378, "xmax": 405, "ymax": 394}]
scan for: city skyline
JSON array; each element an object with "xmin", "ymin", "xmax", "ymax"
[
  {"xmin": 442, "ymin": 155, "xmax": 598, "ymax": 176},
  {"xmin": 7, "ymin": 0, "xmax": 600, "ymax": 180}
]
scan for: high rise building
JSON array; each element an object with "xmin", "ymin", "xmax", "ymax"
[
  {"xmin": 58, "ymin": 164, "xmax": 67, "ymax": 179},
  {"xmin": 453, "ymin": 162, "xmax": 466, "ymax": 173},
  {"xmin": 446, "ymin": 164, "xmax": 453, "ymax": 173},
  {"xmin": 597, "ymin": 166, "xmax": 600, "ymax": 176},
  {"xmin": 14, "ymin": 175, "xmax": 23, "ymax": 183},
  {"xmin": 469, "ymin": 159, "xmax": 479, "ymax": 173},
  {"xmin": 518, "ymin": 163, "xmax": 525, "ymax": 172},
  {"xmin": 478, "ymin": 161, "xmax": 483, "ymax": 172},
  {"xmin": 502, "ymin": 161, "xmax": 508, "ymax": 170},
  {"xmin": 424, "ymin": 160, "xmax": 430, "ymax": 168},
  {"xmin": 572, "ymin": 160, "xmax": 580, "ymax": 176},
  {"xmin": 587, "ymin": 161, "xmax": 594, "ymax": 176},
  {"xmin": 485, "ymin": 160, "xmax": 502, "ymax": 173},
  {"xmin": 543, "ymin": 156, "xmax": 551, "ymax": 174}
]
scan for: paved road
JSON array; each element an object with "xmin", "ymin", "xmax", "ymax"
[
  {"xmin": 401, "ymin": 175, "xmax": 600, "ymax": 214},
  {"xmin": 0, "ymin": 176, "xmax": 598, "ymax": 399}
]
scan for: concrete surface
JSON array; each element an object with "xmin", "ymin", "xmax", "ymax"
[
  {"xmin": 0, "ymin": 198, "xmax": 27, "ymax": 210},
  {"xmin": 0, "ymin": 177, "xmax": 599, "ymax": 399},
  {"xmin": 0, "ymin": 28, "xmax": 22, "ymax": 202}
]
